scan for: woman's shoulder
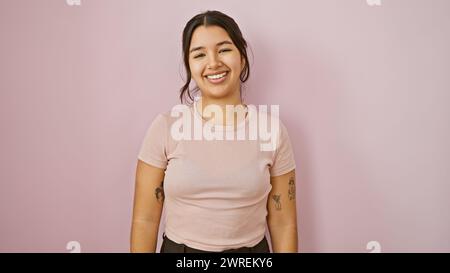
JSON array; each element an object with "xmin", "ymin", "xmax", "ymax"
[{"xmin": 148, "ymin": 103, "xmax": 194, "ymax": 131}]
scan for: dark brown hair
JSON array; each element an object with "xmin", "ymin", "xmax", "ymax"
[{"xmin": 179, "ymin": 10, "xmax": 251, "ymax": 105}]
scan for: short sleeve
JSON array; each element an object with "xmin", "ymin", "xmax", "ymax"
[
  {"xmin": 270, "ymin": 121, "xmax": 296, "ymax": 177},
  {"xmin": 137, "ymin": 114, "xmax": 168, "ymax": 169}
]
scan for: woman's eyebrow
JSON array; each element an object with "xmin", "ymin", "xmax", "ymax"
[{"xmin": 189, "ymin": 40, "xmax": 233, "ymax": 53}]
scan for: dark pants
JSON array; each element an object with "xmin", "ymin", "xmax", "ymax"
[{"xmin": 160, "ymin": 233, "xmax": 271, "ymax": 253}]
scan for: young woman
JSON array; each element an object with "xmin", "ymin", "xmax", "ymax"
[{"xmin": 130, "ymin": 10, "xmax": 298, "ymax": 253}]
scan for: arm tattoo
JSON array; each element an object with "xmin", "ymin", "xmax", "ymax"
[
  {"xmin": 272, "ymin": 194, "xmax": 281, "ymax": 210},
  {"xmin": 288, "ymin": 176, "xmax": 296, "ymax": 201},
  {"xmin": 155, "ymin": 180, "xmax": 165, "ymax": 204}
]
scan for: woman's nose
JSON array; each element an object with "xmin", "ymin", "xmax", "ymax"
[{"xmin": 207, "ymin": 52, "xmax": 223, "ymax": 68}]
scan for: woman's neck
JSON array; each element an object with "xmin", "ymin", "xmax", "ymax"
[{"xmin": 196, "ymin": 94, "xmax": 248, "ymax": 127}]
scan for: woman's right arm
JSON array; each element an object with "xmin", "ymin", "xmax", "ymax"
[{"xmin": 130, "ymin": 159, "xmax": 166, "ymax": 253}]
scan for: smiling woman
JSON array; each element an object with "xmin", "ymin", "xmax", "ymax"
[
  {"xmin": 131, "ymin": 10, "xmax": 298, "ymax": 254},
  {"xmin": 190, "ymin": 39, "xmax": 234, "ymax": 87},
  {"xmin": 180, "ymin": 10, "xmax": 250, "ymax": 106}
]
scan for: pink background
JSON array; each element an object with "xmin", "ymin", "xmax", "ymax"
[{"xmin": 1, "ymin": 0, "xmax": 449, "ymax": 252}]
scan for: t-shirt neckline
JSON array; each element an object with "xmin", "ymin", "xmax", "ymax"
[{"xmin": 192, "ymin": 96, "xmax": 252, "ymax": 132}]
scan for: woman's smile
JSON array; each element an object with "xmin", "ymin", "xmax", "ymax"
[{"xmin": 205, "ymin": 71, "xmax": 229, "ymax": 84}]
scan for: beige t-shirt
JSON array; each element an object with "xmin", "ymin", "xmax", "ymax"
[{"xmin": 138, "ymin": 98, "xmax": 296, "ymax": 251}]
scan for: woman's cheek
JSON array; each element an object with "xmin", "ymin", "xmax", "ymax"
[
  {"xmin": 226, "ymin": 55, "xmax": 242, "ymax": 70},
  {"xmin": 189, "ymin": 62, "xmax": 203, "ymax": 80}
]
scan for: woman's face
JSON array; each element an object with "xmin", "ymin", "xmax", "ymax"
[{"xmin": 188, "ymin": 25, "xmax": 245, "ymax": 100}]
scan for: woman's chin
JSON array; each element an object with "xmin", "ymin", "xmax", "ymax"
[{"xmin": 203, "ymin": 88, "xmax": 232, "ymax": 99}]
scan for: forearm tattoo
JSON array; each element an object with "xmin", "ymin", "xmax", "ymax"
[
  {"xmin": 288, "ymin": 176, "xmax": 296, "ymax": 201},
  {"xmin": 272, "ymin": 194, "xmax": 281, "ymax": 210},
  {"xmin": 155, "ymin": 180, "xmax": 165, "ymax": 204}
]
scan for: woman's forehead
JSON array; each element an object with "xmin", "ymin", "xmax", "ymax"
[{"xmin": 190, "ymin": 25, "xmax": 232, "ymax": 47}]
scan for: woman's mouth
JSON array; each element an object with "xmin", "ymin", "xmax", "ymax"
[{"xmin": 205, "ymin": 71, "xmax": 229, "ymax": 84}]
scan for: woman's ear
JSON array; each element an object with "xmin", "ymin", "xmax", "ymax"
[{"xmin": 241, "ymin": 56, "xmax": 246, "ymax": 74}]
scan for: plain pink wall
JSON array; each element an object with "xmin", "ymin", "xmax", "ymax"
[{"xmin": 1, "ymin": 0, "xmax": 449, "ymax": 252}]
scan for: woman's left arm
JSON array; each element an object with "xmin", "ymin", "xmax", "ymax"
[{"xmin": 267, "ymin": 169, "xmax": 298, "ymax": 253}]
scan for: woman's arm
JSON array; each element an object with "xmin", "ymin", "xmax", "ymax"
[
  {"xmin": 130, "ymin": 160, "xmax": 166, "ymax": 253},
  {"xmin": 266, "ymin": 169, "xmax": 298, "ymax": 253}
]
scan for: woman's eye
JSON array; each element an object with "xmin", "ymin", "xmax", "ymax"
[
  {"xmin": 194, "ymin": 54, "xmax": 205, "ymax": 59},
  {"xmin": 193, "ymin": 49, "xmax": 232, "ymax": 59}
]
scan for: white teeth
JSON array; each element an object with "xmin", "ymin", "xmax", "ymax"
[{"xmin": 207, "ymin": 72, "xmax": 227, "ymax": 79}]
